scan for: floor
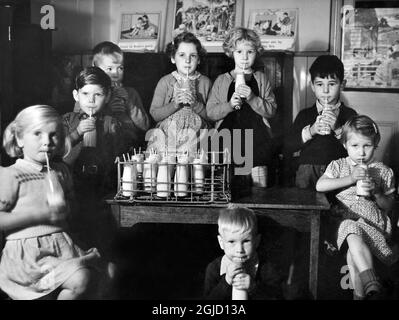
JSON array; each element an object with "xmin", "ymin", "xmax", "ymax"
[
  {"xmin": 1, "ymin": 217, "xmax": 397, "ymax": 300},
  {"xmin": 111, "ymin": 218, "xmax": 365, "ymax": 300}
]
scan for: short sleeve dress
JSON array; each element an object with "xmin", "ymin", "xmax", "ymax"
[{"xmin": 324, "ymin": 157, "xmax": 398, "ymax": 265}]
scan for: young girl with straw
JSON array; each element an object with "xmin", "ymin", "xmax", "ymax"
[
  {"xmin": 0, "ymin": 105, "xmax": 104, "ymax": 300},
  {"xmin": 146, "ymin": 32, "xmax": 212, "ymax": 157}
]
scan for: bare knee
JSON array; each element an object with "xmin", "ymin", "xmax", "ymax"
[
  {"xmin": 62, "ymin": 268, "xmax": 92, "ymax": 297},
  {"xmin": 347, "ymin": 234, "xmax": 367, "ymax": 254}
]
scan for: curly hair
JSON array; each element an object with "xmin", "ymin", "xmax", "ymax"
[
  {"xmin": 222, "ymin": 27, "xmax": 263, "ymax": 58},
  {"xmin": 165, "ymin": 32, "xmax": 207, "ymax": 65}
]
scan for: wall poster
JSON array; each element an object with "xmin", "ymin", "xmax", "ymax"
[
  {"xmin": 172, "ymin": 0, "xmax": 241, "ymax": 53},
  {"xmin": 119, "ymin": 12, "xmax": 161, "ymax": 52},
  {"xmin": 247, "ymin": 8, "xmax": 298, "ymax": 51},
  {"xmin": 341, "ymin": 1, "xmax": 399, "ymax": 90}
]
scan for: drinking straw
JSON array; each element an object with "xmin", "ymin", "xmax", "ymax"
[
  {"xmin": 45, "ymin": 151, "xmax": 51, "ymax": 171},
  {"xmin": 45, "ymin": 152, "xmax": 54, "ymax": 192}
]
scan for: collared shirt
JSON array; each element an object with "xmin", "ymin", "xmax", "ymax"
[{"xmin": 15, "ymin": 158, "xmax": 46, "ymax": 172}]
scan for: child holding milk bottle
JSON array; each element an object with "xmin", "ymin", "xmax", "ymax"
[{"xmin": 203, "ymin": 205, "xmax": 283, "ymax": 300}]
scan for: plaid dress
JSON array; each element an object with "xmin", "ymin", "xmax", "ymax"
[{"xmin": 324, "ymin": 157, "xmax": 398, "ymax": 265}]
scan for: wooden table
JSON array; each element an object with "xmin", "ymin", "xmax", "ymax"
[{"xmin": 106, "ymin": 186, "xmax": 330, "ymax": 299}]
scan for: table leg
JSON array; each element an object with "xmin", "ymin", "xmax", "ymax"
[{"xmin": 309, "ymin": 211, "xmax": 320, "ymax": 299}]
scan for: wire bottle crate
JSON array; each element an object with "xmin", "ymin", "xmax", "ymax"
[{"xmin": 114, "ymin": 150, "xmax": 231, "ymax": 205}]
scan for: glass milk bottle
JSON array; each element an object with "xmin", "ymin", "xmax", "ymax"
[
  {"xmin": 174, "ymin": 153, "xmax": 189, "ymax": 197},
  {"xmin": 235, "ymin": 73, "xmax": 246, "ymax": 97},
  {"xmin": 356, "ymin": 160, "xmax": 370, "ymax": 197},
  {"xmin": 45, "ymin": 170, "xmax": 66, "ymax": 209},
  {"xmin": 121, "ymin": 161, "xmax": 137, "ymax": 197},
  {"xmin": 320, "ymin": 98, "xmax": 332, "ymax": 135},
  {"xmin": 83, "ymin": 108, "xmax": 97, "ymax": 147},
  {"xmin": 44, "ymin": 168, "xmax": 66, "ymax": 222},
  {"xmin": 232, "ymin": 287, "xmax": 248, "ymax": 300},
  {"xmin": 143, "ymin": 154, "xmax": 158, "ymax": 192},
  {"xmin": 156, "ymin": 154, "xmax": 175, "ymax": 198},
  {"xmin": 233, "ymin": 72, "xmax": 245, "ymax": 109},
  {"xmin": 232, "ymin": 269, "xmax": 248, "ymax": 300},
  {"xmin": 131, "ymin": 153, "xmax": 144, "ymax": 177},
  {"xmin": 192, "ymin": 157, "xmax": 205, "ymax": 194},
  {"xmin": 179, "ymin": 77, "xmax": 191, "ymax": 108},
  {"xmin": 44, "ymin": 152, "xmax": 65, "ymax": 217}
]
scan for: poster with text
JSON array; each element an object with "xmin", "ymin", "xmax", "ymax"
[
  {"xmin": 119, "ymin": 12, "xmax": 161, "ymax": 52},
  {"xmin": 248, "ymin": 8, "xmax": 298, "ymax": 51}
]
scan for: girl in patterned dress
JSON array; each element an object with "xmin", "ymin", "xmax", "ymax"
[
  {"xmin": 316, "ymin": 115, "xmax": 398, "ymax": 300},
  {"xmin": 146, "ymin": 32, "xmax": 212, "ymax": 156},
  {"xmin": 0, "ymin": 105, "xmax": 104, "ymax": 299}
]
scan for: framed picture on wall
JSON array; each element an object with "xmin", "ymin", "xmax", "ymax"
[
  {"xmin": 247, "ymin": 8, "xmax": 298, "ymax": 51},
  {"xmin": 172, "ymin": 0, "xmax": 243, "ymax": 53},
  {"xmin": 118, "ymin": 12, "xmax": 161, "ymax": 52},
  {"xmin": 339, "ymin": 1, "xmax": 399, "ymax": 91}
]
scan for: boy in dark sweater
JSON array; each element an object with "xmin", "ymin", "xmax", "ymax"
[
  {"xmin": 282, "ymin": 55, "xmax": 357, "ymax": 299},
  {"xmin": 203, "ymin": 206, "xmax": 283, "ymax": 300},
  {"xmin": 285, "ymin": 55, "xmax": 357, "ymax": 189}
]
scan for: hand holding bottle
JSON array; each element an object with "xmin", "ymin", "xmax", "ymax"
[
  {"xmin": 225, "ymin": 262, "xmax": 245, "ymax": 285},
  {"xmin": 354, "ymin": 161, "xmax": 374, "ymax": 196},
  {"xmin": 235, "ymin": 84, "xmax": 253, "ymax": 100},
  {"xmin": 175, "ymin": 89, "xmax": 195, "ymax": 108},
  {"xmin": 350, "ymin": 162, "xmax": 369, "ymax": 183},
  {"xmin": 232, "ymin": 272, "xmax": 251, "ymax": 291},
  {"xmin": 230, "ymin": 92, "xmax": 243, "ymax": 110},
  {"xmin": 77, "ymin": 118, "xmax": 96, "ymax": 135},
  {"xmin": 310, "ymin": 115, "xmax": 330, "ymax": 136}
]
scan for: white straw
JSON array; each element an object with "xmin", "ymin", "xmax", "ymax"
[
  {"xmin": 45, "ymin": 152, "xmax": 50, "ymax": 171},
  {"xmin": 45, "ymin": 152, "xmax": 54, "ymax": 192}
]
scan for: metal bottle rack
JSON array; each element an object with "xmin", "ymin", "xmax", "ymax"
[{"xmin": 114, "ymin": 150, "xmax": 231, "ymax": 205}]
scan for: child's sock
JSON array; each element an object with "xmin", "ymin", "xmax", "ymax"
[{"xmin": 359, "ymin": 268, "xmax": 382, "ymax": 297}]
